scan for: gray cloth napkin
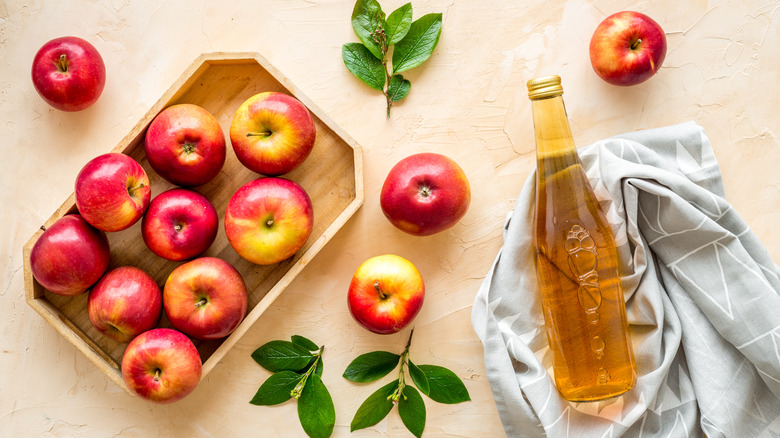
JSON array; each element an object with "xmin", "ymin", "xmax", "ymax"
[{"xmin": 472, "ymin": 122, "xmax": 780, "ymax": 437}]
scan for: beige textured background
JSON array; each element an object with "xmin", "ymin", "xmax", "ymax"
[{"xmin": 2, "ymin": 0, "xmax": 779, "ymax": 436}]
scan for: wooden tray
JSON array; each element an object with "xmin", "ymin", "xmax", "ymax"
[{"xmin": 21, "ymin": 52, "xmax": 364, "ymax": 395}]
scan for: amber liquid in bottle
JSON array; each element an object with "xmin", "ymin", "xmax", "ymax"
[{"xmin": 528, "ymin": 76, "xmax": 636, "ymax": 401}]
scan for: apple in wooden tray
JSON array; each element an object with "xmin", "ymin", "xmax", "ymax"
[
  {"xmin": 144, "ymin": 104, "xmax": 226, "ymax": 186},
  {"xmin": 163, "ymin": 257, "xmax": 248, "ymax": 340},
  {"xmin": 31, "ymin": 36, "xmax": 106, "ymax": 111},
  {"xmin": 589, "ymin": 11, "xmax": 667, "ymax": 86},
  {"xmin": 29, "ymin": 214, "xmax": 110, "ymax": 296},
  {"xmin": 122, "ymin": 328, "xmax": 202, "ymax": 404},
  {"xmin": 88, "ymin": 266, "xmax": 162, "ymax": 343},
  {"xmin": 380, "ymin": 153, "xmax": 471, "ymax": 236},
  {"xmin": 229, "ymin": 92, "xmax": 316, "ymax": 176},
  {"xmin": 225, "ymin": 177, "xmax": 314, "ymax": 265},
  {"xmin": 347, "ymin": 254, "xmax": 425, "ymax": 335},
  {"xmin": 75, "ymin": 153, "xmax": 151, "ymax": 232},
  {"xmin": 142, "ymin": 188, "xmax": 218, "ymax": 261}
]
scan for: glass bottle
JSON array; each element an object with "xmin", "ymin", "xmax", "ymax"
[{"xmin": 528, "ymin": 75, "xmax": 636, "ymax": 401}]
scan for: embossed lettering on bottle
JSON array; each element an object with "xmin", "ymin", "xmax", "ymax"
[{"xmin": 566, "ymin": 224, "xmax": 602, "ymax": 324}]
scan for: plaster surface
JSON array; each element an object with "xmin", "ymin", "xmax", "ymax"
[{"xmin": 2, "ymin": 1, "xmax": 779, "ymax": 436}]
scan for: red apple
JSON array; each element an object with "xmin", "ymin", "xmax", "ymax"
[
  {"xmin": 75, "ymin": 153, "xmax": 151, "ymax": 232},
  {"xmin": 29, "ymin": 214, "xmax": 110, "ymax": 296},
  {"xmin": 348, "ymin": 254, "xmax": 425, "ymax": 335},
  {"xmin": 122, "ymin": 328, "xmax": 202, "ymax": 404},
  {"xmin": 589, "ymin": 11, "xmax": 667, "ymax": 86},
  {"xmin": 225, "ymin": 177, "xmax": 313, "ymax": 265},
  {"xmin": 144, "ymin": 104, "xmax": 226, "ymax": 186},
  {"xmin": 142, "ymin": 188, "xmax": 218, "ymax": 261},
  {"xmin": 88, "ymin": 266, "xmax": 162, "ymax": 343},
  {"xmin": 163, "ymin": 257, "xmax": 248, "ymax": 340},
  {"xmin": 380, "ymin": 153, "xmax": 471, "ymax": 236},
  {"xmin": 229, "ymin": 92, "xmax": 316, "ymax": 176},
  {"xmin": 31, "ymin": 36, "xmax": 106, "ymax": 111}
]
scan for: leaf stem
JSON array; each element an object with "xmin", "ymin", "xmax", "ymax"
[
  {"xmin": 389, "ymin": 329, "xmax": 414, "ymax": 403},
  {"xmin": 291, "ymin": 345, "xmax": 324, "ymax": 399},
  {"xmin": 373, "ymin": 25, "xmax": 394, "ymax": 118},
  {"xmin": 382, "ymin": 55, "xmax": 393, "ymax": 118}
]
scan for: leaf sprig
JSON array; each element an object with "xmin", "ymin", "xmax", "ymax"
[
  {"xmin": 250, "ymin": 335, "xmax": 334, "ymax": 438},
  {"xmin": 344, "ymin": 329, "xmax": 471, "ymax": 437},
  {"xmin": 342, "ymin": 0, "xmax": 443, "ymax": 118}
]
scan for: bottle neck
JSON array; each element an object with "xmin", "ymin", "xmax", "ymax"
[{"xmin": 531, "ymin": 94, "xmax": 577, "ymax": 159}]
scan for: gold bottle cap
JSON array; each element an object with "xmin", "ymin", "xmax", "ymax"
[{"xmin": 527, "ymin": 75, "xmax": 563, "ymax": 100}]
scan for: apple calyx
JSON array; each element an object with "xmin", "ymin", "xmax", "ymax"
[
  {"xmin": 373, "ymin": 280, "xmax": 388, "ymax": 300},
  {"xmin": 181, "ymin": 142, "xmax": 196, "ymax": 154},
  {"xmin": 55, "ymin": 54, "xmax": 69, "ymax": 73},
  {"xmin": 418, "ymin": 185, "xmax": 432, "ymax": 198}
]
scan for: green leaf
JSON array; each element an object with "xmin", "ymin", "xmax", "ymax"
[
  {"xmin": 387, "ymin": 75, "xmax": 411, "ymax": 102},
  {"xmin": 343, "ymin": 351, "xmax": 401, "ymax": 383},
  {"xmin": 408, "ymin": 360, "xmax": 429, "ymax": 395},
  {"xmin": 392, "ymin": 13, "xmax": 443, "ymax": 73},
  {"xmin": 315, "ymin": 356, "xmax": 324, "ymax": 377},
  {"xmin": 398, "ymin": 385, "xmax": 426, "ymax": 438},
  {"xmin": 291, "ymin": 335, "xmax": 319, "ymax": 351},
  {"xmin": 417, "ymin": 365, "xmax": 471, "ymax": 404},
  {"xmin": 385, "ymin": 3, "xmax": 413, "ymax": 46},
  {"xmin": 252, "ymin": 340, "xmax": 313, "ymax": 373},
  {"xmin": 342, "ymin": 43, "xmax": 386, "ymax": 91},
  {"xmin": 249, "ymin": 371, "xmax": 303, "ymax": 406},
  {"xmin": 350, "ymin": 380, "xmax": 398, "ymax": 432},
  {"xmin": 351, "ymin": 0, "xmax": 386, "ymax": 59},
  {"xmin": 298, "ymin": 374, "xmax": 336, "ymax": 438}
]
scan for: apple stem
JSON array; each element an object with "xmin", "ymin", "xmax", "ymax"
[
  {"xmin": 153, "ymin": 369, "xmax": 161, "ymax": 382},
  {"xmin": 40, "ymin": 225, "xmax": 46, "ymax": 231},
  {"xmin": 174, "ymin": 224, "xmax": 183, "ymax": 232},
  {"xmin": 246, "ymin": 131, "xmax": 272, "ymax": 137},
  {"xmin": 630, "ymin": 38, "xmax": 643, "ymax": 50},
  {"xmin": 373, "ymin": 281, "xmax": 387, "ymax": 300},
  {"xmin": 56, "ymin": 54, "xmax": 69, "ymax": 72},
  {"xmin": 127, "ymin": 182, "xmax": 145, "ymax": 199},
  {"xmin": 195, "ymin": 298, "xmax": 208, "ymax": 308}
]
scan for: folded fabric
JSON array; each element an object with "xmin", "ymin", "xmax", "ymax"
[{"xmin": 472, "ymin": 122, "xmax": 780, "ymax": 437}]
